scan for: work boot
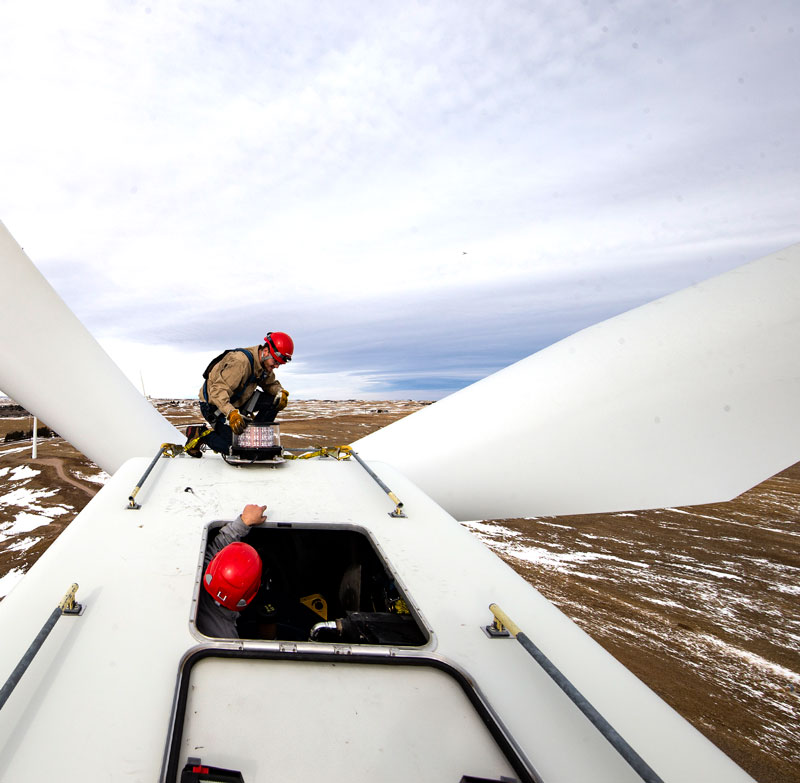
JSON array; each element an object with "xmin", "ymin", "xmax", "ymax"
[{"xmin": 184, "ymin": 425, "xmax": 207, "ymax": 458}]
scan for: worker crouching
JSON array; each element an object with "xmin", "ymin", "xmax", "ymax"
[{"xmin": 186, "ymin": 332, "xmax": 293, "ymax": 456}]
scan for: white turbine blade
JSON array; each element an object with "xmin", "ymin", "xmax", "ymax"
[
  {"xmin": 355, "ymin": 243, "xmax": 800, "ymax": 521},
  {"xmin": 0, "ymin": 222, "xmax": 180, "ymax": 473}
]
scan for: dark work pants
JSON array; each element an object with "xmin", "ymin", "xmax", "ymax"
[{"xmin": 200, "ymin": 396, "xmax": 279, "ymax": 455}]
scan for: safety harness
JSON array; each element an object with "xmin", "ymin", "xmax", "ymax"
[{"xmin": 201, "ymin": 348, "xmax": 260, "ymax": 409}]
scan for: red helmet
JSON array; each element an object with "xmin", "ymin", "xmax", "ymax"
[
  {"xmin": 203, "ymin": 542, "xmax": 262, "ymax": 610},
  {"xmin": 264, "ymin": 332, "xmax": 294, "ymax": 364}
]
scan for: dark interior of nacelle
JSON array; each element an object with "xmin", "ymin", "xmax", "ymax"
[{"xmin": 215, "ymin": 526, "xmax": 427, "ymax": 646}]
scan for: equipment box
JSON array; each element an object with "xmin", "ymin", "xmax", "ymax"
[{"xmin": 229, "ymin": 422, "xmax": 282, "ymax": 463}]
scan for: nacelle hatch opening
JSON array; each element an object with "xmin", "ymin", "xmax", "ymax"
[{"xmin": 196, "ymin": 524, "xmax": 428, "ymax": 647}]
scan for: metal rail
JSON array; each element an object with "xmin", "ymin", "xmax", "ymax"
[
  {"xmin": 488, "ymin": 603, "xmax": 664, "ymax": 783},
  {"xmin": 128, "ymin": 444, "xmax": 168, "ymax": 508},
  {"xmin": 349, "ymin": 449, "xmax": 406, "ymax": 518},
  {"xmin": 0, "ymin": 584, "xmax": 82, "ymax": 711}
]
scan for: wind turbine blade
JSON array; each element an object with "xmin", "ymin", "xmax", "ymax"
[
  {"xmin": 354, "ymin": 243, "xmax": 800, "ymax": 520},
  {"xmin": 0, "ymin": 222, "xmax": 180, "ymax": 473}
]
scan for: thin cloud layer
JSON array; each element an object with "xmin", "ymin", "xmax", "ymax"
[{"xmin": 1, "ymin": 1, "xmax": 798, "ymax": 399}]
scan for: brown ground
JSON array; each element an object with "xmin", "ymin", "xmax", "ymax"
[
  {"xmin": 468, "ymin": 471, "xmax": 800, "ymax": 783},
  {"xmin": 0, "ymin": 438, "xmax": 102, "ymax": 582},
  {"xmin": 1, "ymin": 399, "xmax": 797, "ymax": 782}
]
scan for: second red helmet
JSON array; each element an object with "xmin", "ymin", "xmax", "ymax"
[
  {"xmin": 203, "ymin": 542, "xmax": 262, "ymax": 610},
  {"xmin": 264, "ymin": 332, "xmax": 294, "ymax": 364}
]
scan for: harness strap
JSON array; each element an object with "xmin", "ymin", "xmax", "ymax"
[
  {"xmin": 184, "ymin": 430, "xmax": 212, "ymax": 452},
  {"xmin": 202, "ymin": 348, "xmax": 260, "ymax": 407}
]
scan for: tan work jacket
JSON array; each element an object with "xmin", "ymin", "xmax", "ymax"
[{"xmin": 199, "ymin": 345, "xmax": 283, "ymax": 417}]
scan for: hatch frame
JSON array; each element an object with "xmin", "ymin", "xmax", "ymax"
[
  {"xmin": 161, "ymin": 646, "xmax": 540, "ymax": 783},
  {"xmin": 188, "ymin": 520, "xmax": 433, "ymax": 646}
]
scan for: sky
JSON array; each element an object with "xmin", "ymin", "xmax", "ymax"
[{"xmin": 1, "ymin": 0, "xmax": 798, "ymax": 400}]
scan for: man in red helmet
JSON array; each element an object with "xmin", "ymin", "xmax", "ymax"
[
  {"xmin": 197, "ymin": 503, "xmax": 267, "ymax": 638},
  {"xmin": 186, "ymin": 332, "xmax": 294, "ymax": 456}
]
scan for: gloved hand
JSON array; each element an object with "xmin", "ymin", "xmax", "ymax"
[
  {"xmin": 227, "ymin": 409, "xmax": 246, "ymax": 435},
  {"xmin": 274, "ymin": 389, "xmax": 289, "ymax": 411}
]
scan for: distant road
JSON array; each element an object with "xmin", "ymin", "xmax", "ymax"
[{"xmin": 32, "ymin": 457, "xmax": 97, "ymax": 498}]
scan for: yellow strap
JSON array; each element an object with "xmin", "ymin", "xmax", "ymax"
[
  {"xmin": 180, "ymin": 429, "xmax": 212, "ymax": 454},
  {"xmin": 160, "ymin": 443, "xmax": 187, "ymax": 458},
  {"xmin": 283, "ymin": 445, "xmax": 353, "ymax": 461}
]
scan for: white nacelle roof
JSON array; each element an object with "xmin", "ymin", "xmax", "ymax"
[{"xmin": 0, "ymin": 454, "xmax": 754, "ymax": 782}]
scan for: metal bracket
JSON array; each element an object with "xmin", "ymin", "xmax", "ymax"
[
  {"xmin": 59, "ymin": 583, "xmax": 84, "ymax": 616},
  {"xmin": 482, "ymin": 616, "xmax": 511, "ymax": 639}
]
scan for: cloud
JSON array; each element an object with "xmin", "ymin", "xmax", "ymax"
[
  {"xmin": 85, "ymin": 246, "xmax": 747, "ymax": 400},
  {"xmin": 1, "ymin": 1, "xmax": 798, "ymax": 400}
]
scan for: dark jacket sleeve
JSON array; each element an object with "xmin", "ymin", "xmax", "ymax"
[{"xmin": 204, "ymin": 516, "xmax": 249, "ymax": 569}]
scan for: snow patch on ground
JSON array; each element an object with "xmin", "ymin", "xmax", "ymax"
[
  {"xmin": 463, "ymin": 521, "xmax": 651, "ymax": 574},
  {"xmin": 6, "ymin": 536, "xmax": 38, "ymax": 552},
  {"xmin": 510, "ymin": 546, "xmax": 651, "ymax": 571},
  {"xmin": 641, "ymin": 596, "xmax": 684, "ymax": 609},
  {"xmin": 0, "ymin": 446, "xmax": 37, "ymax": 457},
  {"xmin": 8, "ymin": 511, "xmax": 64, "ymax": 535},
  {"xmin": 772, "ymin": 583, "xmax": 800, "ymax": 596},
  {"xmin": 0, "ymin": 482, "xmax": 74, "ymax": 539},
  {"xmin": 72, "ymin": 470, "xmax": 110, "ymax": 485},
  {"xmin": 8, "ymin": 465, "xmax": 41, "ymax": 480},
  {"xmin": 0, "ymin": 485, "xmax": 58, "ymax": 509},
  {"xmin": 465, "ymin": 520, "xmax": 522, "ymax": 538}
]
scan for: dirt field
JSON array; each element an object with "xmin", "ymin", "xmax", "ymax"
[
  {"xmin": 1, "ymin": 398, "xmax": 798, "ymax": 782},
  {"xmin": 467, "ymin": 469, "xmax": 800, "ymax": 783}
]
